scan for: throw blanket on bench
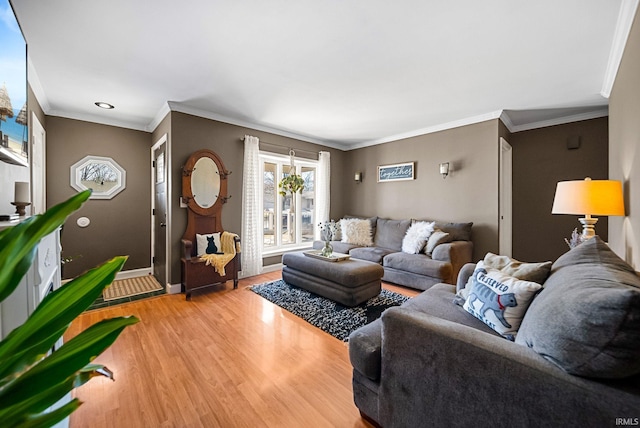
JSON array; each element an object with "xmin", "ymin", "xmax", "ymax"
[{"xmin": 200, "ymin": 232, "xmax": 239, "ymax": 276}]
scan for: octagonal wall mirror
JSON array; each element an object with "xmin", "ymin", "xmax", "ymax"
[
  {"xmin": 182, "ymin": 149, "xmax": 229, "ymax": 217},
  {"xmin": 70, "ymin": 155, "xmax": 126, "ymax": 199}
]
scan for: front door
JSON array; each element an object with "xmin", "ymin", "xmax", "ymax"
[{"xmin": 153, "ymin": 140, "xmax": 167, "ymax": 287}]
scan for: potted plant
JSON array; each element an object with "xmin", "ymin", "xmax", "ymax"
[
  {"xmin": 278, "ymin": 166, "xmax": 305, "ymax": 241},
  {"xmin": 0, "ymin": 190, "xmax": 138, "ymax": 427}
]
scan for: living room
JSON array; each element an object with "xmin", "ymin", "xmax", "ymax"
[{"xmin": 1, "ymin": 1, "xmax": 639, "ymax": 427}]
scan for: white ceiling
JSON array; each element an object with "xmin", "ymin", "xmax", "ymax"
[{"xmin": 11, "ymin": 0, "xmax": 636, "ymax": 150}]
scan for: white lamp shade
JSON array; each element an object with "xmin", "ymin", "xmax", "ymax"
[{"xmin": 552, "ymin": 178, "xmax": 624, "ymax": 216}]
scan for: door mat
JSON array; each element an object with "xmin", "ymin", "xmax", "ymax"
[{"xmin": 103, "ymin": 275, "xmax": 164, "ymax": 301}]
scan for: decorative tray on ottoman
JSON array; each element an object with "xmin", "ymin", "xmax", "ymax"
[{"xmin": 303, "ymin": 250, "xmax": 351, "ymax": 262}]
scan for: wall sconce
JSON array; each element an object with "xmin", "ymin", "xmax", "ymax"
[
  {"xmin": 354, "ymin": 172, "xmax": 363, "ymax": 183},
  {"xmin": 439, "ymin": 162, "xmax": 450, "ymax": 179}
]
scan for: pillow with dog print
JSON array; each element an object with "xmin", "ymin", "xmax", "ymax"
[
  {"xmin": 196, "ymin": 232, "xmax": 222, "ymax": 256},
  {"xmin": 463, "ymin": 266, "xmax": 542, "ymax": 340}
]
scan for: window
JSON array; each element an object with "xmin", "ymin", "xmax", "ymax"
[{"xmin": 261, "ymin": 152, "xmax": 317, "ymax": 253}]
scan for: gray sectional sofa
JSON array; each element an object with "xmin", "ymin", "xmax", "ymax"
[
  {"xmin": 313, "ymin": 217, "xmax": 473, "ymax": 290},
  {"xmin": 348, "ymin": 236, "xmax": 640, "ymax": 427}
]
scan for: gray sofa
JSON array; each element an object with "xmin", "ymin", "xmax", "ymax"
[
  {"xmin": 348, "ymin": 236, "xmax": 640, "ymax": 427},
  {"xmin": 313, "ymin": 217, "xmax": 473, "ymax": 290}
]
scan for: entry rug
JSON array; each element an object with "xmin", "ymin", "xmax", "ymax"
[
  {"xmin": 250, "ymin": 279, "xmax": 410, "ymax": 341},
  {"xmin": 103, "ymin": 275, "xmax": 163, "ymax": 301}
]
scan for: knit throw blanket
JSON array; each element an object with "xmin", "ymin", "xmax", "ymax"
[{"xmin": 199, "ymin": 232, "xmax": 240, "ymax": 276}]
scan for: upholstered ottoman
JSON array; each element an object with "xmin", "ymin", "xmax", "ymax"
[{"xmin": 282, "ymin": 251, "xmax": 384, "ymax": 307}]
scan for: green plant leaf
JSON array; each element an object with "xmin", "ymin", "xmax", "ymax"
[
  {"xmin": 0, "ymin": 256, "xmax": 128, "ymax": 377},
  {"xmin": 0, "ymin": 316, "xmax": 139, "ymax": 408},
  {"xmin": 15, "ymin": 399, "xmax": 81, "ymax": 428},
  {"xmin": 0, "ymin": 190, "xmax": 91, "ymax": 302}
]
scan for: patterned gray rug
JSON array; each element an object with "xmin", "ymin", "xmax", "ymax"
[{"xmin": 249, "ymin": 279, "xmax": 410, "ymax": 341}]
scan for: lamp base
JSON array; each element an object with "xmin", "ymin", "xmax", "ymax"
[
  {"xmin": 578, "ymin": 216, "xmax": 598, "ymax": 239},
  {"xmin": 11, "ymin": 202, "xmax": 31, "ymax": 216}
]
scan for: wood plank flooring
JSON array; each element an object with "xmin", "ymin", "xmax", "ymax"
[{"xmin": 67, "ymin": 271, "xmax": 419, "ymax": 428}]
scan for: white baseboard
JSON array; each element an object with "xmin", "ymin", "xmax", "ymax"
[
  {"xmin": 239, "ymin": 263, "xmax": 283, "ymax": 279},
  {"xmin": 115, "ymin": 267, "xmax": 153, "ymax": 280},
  {"xmin": 166, "ymin": 283, "xmax": 182, "ymax": 294}
]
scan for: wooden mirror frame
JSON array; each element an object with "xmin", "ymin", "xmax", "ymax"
[{"xmin": 182, "ymin": 149, "xmax": 230, "ymax": 219}]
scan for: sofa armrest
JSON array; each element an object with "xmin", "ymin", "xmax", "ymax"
[
  {"xmin": 378, "ymin": 307, "xmax": 640, "ymax": 428},
  {"xmin": 431, "ymin": 241, "xmax": 473, "ymax": 284},
  {"xmin": 456, "ymin": 262, "xmax": 476, "ymax": 292},
  {"xmin": 182, "ymin": 239, "xmax": 193, "ymax": 261}
]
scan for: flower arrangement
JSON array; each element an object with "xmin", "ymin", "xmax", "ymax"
[
  {"xmin": 319, "ymin": 220, "xmax": 340, "ymax": 242},
  {"xmin": 564, "ymin": 227, "xmax": 585, "ymax": 249}
]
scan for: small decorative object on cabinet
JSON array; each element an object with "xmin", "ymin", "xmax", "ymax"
[{"xmin": 181, "ymin": 149, "xmax": 241, "ymax": 300}]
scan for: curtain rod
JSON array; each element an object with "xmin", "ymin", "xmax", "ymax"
[{"xmin": 240, "ymin": 136, "xmax": 320, "ymax": 157}]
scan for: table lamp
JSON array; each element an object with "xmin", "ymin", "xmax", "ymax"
[{"xmin": 551, "ymin": 177, "xmax": 625, "ymax": 239}]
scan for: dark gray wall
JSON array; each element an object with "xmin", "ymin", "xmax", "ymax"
[
  {"xmin": 167, "ymin": 112, "xmax": 347, "ymax": 284},
  {"xmin": 46, "ymin": 117, "xmax": 152, "ymax": 278},
  {"xmin": 510, "ymin": 117, "xmax": 608, "ymax": 262},
  {"xmin": 341, "ymin": 119, "xmax": 501, "ymax": 261},
  {"xmin": 609, "ymin": 5, "xmax": 640, "ymax": 270}
]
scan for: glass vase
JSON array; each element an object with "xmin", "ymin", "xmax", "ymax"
[{"xmin": 321, "ymin": 240, "xmax": 333, "ymax": 257}]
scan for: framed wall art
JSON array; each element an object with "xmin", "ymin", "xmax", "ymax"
[{"xmin": 377, "ymin": 162, "xmax": 415, "ymax": 182}]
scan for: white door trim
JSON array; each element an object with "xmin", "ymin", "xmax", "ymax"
[{"xmin": 151, "ymin": 134, "xmax": 172, "ymax": 292}]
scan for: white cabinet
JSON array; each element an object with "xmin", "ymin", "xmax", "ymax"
[{"xmin": 0, "ymin": 224, "xmax": 61, "ymax": 340}]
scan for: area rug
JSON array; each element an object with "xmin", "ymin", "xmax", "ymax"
[
  {"xmin": 249, "ymin": 279, "xmax": 410, "ymax": 341},
  {"xmin": 103, "ymin": 275, "xmax": 163, "ymax": 301}
]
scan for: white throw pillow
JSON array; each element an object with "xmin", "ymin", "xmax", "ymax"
[
  {"xmin": 402, "ymin": 221, "xmax": 436, "ymax": 254},
  {"xmin": 463, "ymin": 266, "xmax": 542, "ymax": 339},
  {"xmin": 424, "ymin": 229, "xmax": 451, "ymax": 256},
  {"xmin": 340, "ymin": 218, "xmax": 373, "ymax": 246},
  {"xmin": 196, "ymin": 232, "xmax": 221, "ymax": 256}
]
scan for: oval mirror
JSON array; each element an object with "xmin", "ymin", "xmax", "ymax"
[{"xmin": 191, "ymin": 157, "xmax": 220, "ymax": 208}]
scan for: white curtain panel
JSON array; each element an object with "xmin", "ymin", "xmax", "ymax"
[
  {"xmin": 315, "ymin": 151, "xmax": 331, "ymax": 240},
  {"xmin": 241, "ymin": 135, "xmax": 263, "ymax": 277}
]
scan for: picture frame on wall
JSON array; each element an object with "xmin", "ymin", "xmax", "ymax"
[{"xmin": 377, "ymin": 162, "xmax": 415, "ymax": 182}]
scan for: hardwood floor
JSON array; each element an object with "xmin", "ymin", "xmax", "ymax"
[{"xmin": 67, "ymin": 271, "xmax": 419, "ymax": 428}]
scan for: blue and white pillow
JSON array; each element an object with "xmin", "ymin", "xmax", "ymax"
[{"xmin": 463, "ymin": 267, "xmax": 542, "ymax": 339}]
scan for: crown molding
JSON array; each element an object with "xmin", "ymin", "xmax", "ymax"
[
  {"xmin": 345, "ymin": 111, "xmax": 504, "ymax": 150},
  {"xmin": 166, "ymin": 101, "xmax": 351, "ymax": 151},
  {"xmin": 146, "ymin": 102, "xmax": 171, "ymax": 132},
  {"xmin": 27, "ymin": 56, "xmax": 50, "ymax": 112},
  {"xmin": 503, "ymin": 107, "xmax": 609, "ymax": 133},
  {"xmin": 45, "ymin": 109, "xmax": 148, "ymax": 132},
  {"xmin": 601, "ymin": 0, "xmax": 639, "ymax": 98}
]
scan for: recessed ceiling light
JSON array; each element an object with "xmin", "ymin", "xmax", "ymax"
[{"xmin": 94, "ymin": 102, "xmax": 114, "ymax": 109}]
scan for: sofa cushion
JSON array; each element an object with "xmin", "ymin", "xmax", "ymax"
[
  {"xmin": 374, "ymin": 218, "xmax": 411, "ymax": 251},
  {"xmin": 341, "ymin": 218, "xmax": 373, "ymax": 246},
  {"xmin": 425, "ymin": 230, "xmax": 452, "ymax": 255},
  {"xmin": 482, "ymin": 253, "xmax": 552, "ymax": 284},
  {"xmin": 459, "ymin": 255, "xmax": 552, "ymax": 299},
  {"xmin": 402, "ymin": 221, "xmax": 435, "ymax": 254},
  {"xmin": 463, "ymin": 266, "xmax": 542, "ymax": 339},
  {"xmin": 383, "ymin": 252, "xmax": 450, "ymax": 278},
  {"xmin": 434, "ymin": 221, "xmax": 473, "ymax": 241},
  {"xmin": 350, "ymin": 247, "xmax": 396, "ymax": 264},
  {"xmin": 402, "ymin": 283, "xmax": 499, "ymax": 335},
  {"xmin": 345, "ymin": 215, "xmax": 377, "ymax": 238},
  {"xmin": 348, "ymin": 283, "xmax": 499, "ymax": 382},
  {"xmin": 348, "ymin": 318, "xmax": 384, "ymax": 381},
  {"xmin": 516, "ymin": 237, "xmax": 640, "ymax": 378}
]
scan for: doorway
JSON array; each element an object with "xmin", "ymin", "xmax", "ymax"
[
  {"xmin": 152, "ymin": 135, "xmax": 168, "ymax": 289},
  {"xmin": 30, "ymin": 113, "xmax": 46, "ymax": 214},
  {"xmin": 499, "ymin": 137, "xmax": 513, "ymax": 257}
]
